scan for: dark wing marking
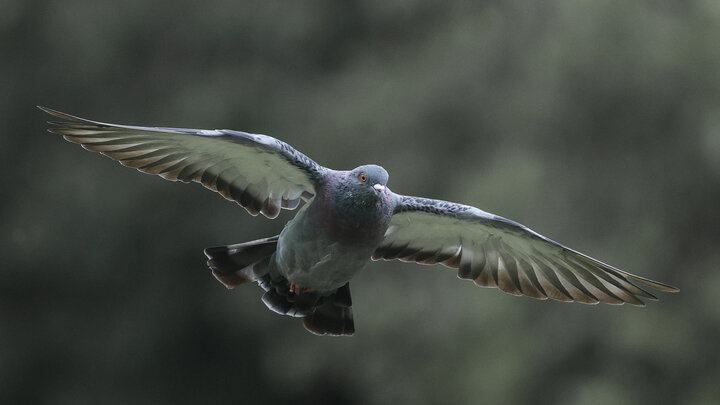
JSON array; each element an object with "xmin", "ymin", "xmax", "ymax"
[
  {"xmin": 40, "ymin": 107, "xmax": 327, "ymax": 218},
  {"xmin": 373, "ymin": 195, "xmax": 679, "ymax": 306}
]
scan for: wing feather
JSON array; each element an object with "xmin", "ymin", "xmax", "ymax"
[
  {"xmin": 41, "ymin": 107, "xmax": 326, "ymax": 218},
  {"xmin": 374, "ymin": 194, "xmax": 679, "ymax": 306}
]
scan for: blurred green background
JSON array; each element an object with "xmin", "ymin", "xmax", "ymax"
[{"xmin": 2, "ymin": 0, "xmax": 719, "ymax": 403}]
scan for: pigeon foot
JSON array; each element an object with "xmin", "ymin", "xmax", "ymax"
[{"xmin": 290, "ymin": 282, "xmax": 314, "ymax": 295}]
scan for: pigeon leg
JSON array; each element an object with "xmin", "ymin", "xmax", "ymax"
[{"xmin": 289, "ymin": 282, "xmax": 314, "ymax": 295}]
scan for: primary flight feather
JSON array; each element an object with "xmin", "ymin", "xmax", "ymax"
[{"xmin": 40, "ymin": 106, "xmax": 679, "ymax": 336}]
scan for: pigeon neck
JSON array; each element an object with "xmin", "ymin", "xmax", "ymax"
[{"xmin": 310, "ymin": 172, "xmax": 392, "ymax": 244}]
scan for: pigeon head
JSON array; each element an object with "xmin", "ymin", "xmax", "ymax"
[{"xmin": 350, "ymin": 164, "xmax": 389, "ymax": 197}]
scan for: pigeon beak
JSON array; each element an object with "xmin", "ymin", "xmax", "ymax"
[{"xmin": 373, "ymin": 184, "xmax": 385, "ymax": 193}]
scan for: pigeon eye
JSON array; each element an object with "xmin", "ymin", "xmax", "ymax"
[{"xmin": 360, "ymin": 174, "xmax": 367, "ymax": 183}]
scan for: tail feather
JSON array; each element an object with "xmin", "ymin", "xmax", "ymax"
[
  {"xmin": 333, "ymin": 282, "xmax": 352, "ymax": 307},
  {"xmin": 303, "ymin": 302, "xmax": 354, "ymax": 336},
  {"xmin": 302, "ymin": 283, "xmax": 354, "ymax": 336},
  {"xmin": 204, "ymin": 237, "xmax": 355, "ymax": 336},
  {"xmin": 204, "ymin": 235, "xmax": 278, "ymax": 289},
  {"xmin": 261, "ymin": 285, "xmax": 320, "ymax": 318},
  {"xmin": 260, "ymin": 278, "xmax": 356, "ymax": 336}
]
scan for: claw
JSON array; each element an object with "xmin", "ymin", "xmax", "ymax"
[{"xmin": 289, "ymin": 282, "xmax": 313, "ymax": 295}]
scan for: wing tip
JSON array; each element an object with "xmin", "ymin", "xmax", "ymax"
[
  {"xmin": 38, "ymin": 105, "xmax": 65, "ymax": 118},
  {"xmin": 624, "ymin": 274, "xmax": 680, "ymax": 293},
  {"xmin": 643, "ymin": 282, "xmax": 679, "ymax": 293},
  {"xmin": 38, "ymin": 105, "xmax": 90, "ymax": 124}
]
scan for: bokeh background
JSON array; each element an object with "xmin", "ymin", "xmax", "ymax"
[{"xmin": 2, "ymin": 0, "xmax": 719, "ymax": 403}]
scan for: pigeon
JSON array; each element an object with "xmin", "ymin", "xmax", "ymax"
[{"xmin": 40, "ymin": 106, "xmax": 679, "ymax": 336}]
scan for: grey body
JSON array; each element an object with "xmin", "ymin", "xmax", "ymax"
[
  {"xmin": 274, "ymin": 168, "xmax": 395, "ymax": 292},
  {"xmin": 40, "ymin": 107, "xmax": 679, "ymax": 336}
]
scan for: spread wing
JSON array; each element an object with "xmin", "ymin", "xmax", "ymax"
[
  {"xmin": 373, "ymin": 195, "xmax": 679, "ymax": 306},
  {"xmin": 40, "ymin": 107, "xmax": 327, "ymax": 218}
]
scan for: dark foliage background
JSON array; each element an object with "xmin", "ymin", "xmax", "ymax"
[{"xmin": 2, "ymin": 1, "xmax": 719, "ymax": 403}]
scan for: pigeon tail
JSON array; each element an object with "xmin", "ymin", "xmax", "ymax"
[
  {"xmin": 302, "ymin": 294, "xmax": 355, "ymax": 336},
  {"xmin": 204, "ymin": 235, "xmax": 279, "ymax": 288},
  {"xmin": 257, "ymin": 276, "xmax": 355, "ymax": 336},
  {"xmin": 206, "ymin": 237, "xmax": 355, "ymax": 336}
]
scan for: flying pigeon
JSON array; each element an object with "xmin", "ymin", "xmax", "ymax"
[{"xmin": 40, "ymin": 106, "xmax": 679, "ymax": 336}]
